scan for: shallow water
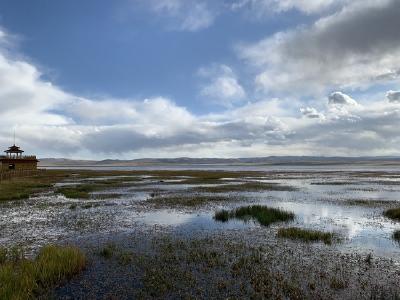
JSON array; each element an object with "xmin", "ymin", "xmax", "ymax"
[
  {"xmin": 46, "ymin": 164, "xmax": 400, "ymax": 172},
  {"xmin": 1, "ymin": 167, "xmax": 400, "ymax": 258}
]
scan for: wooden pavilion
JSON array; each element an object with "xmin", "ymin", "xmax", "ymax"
[{"xmin": 0, "ymin": 144, "xmax": 38, "ymax": 171}]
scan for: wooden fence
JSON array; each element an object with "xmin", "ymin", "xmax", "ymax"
[{"xmin": 0, "ymin": 169, "xmax": 46, "ymax": 182}]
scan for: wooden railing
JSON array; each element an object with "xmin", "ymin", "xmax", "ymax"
[
  {"xmin": 0, "ymin": 155, "xmax": 38, "ymax": 160},
  {"xmin": 0, "ymin": 169, "xmax": 45, "ymax": 182}
]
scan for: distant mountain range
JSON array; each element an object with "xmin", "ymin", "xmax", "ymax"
[{"xmin": 38, "ymin": 156, "xmax": 400, "ymax": 167}]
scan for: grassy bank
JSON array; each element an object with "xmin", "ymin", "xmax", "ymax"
[
  {"xmin": 277, "ymin": 227, "xmax": 335, "ymax": 245},
  {"xmin": 214, "ymin": 205, "xmax": 294, "ymax": 226},
  {"xmin": 0, "ymin": 245, "xmax": 86, "ymax": 299},
  {"xmin": 0, "ymin": 169, "xmax": 142, "ymax": 201},
  {"xmin": 0, "ymin": 171, "xmax": 71, "ymax": 202}
]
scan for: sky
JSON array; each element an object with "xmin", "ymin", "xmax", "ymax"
[{"xmin": 0, "ymin": 0, "xmax": 399, "ymax": 159}]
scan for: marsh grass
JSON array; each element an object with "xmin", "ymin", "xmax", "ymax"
[
  {"xmin": 214, "ymin": 210, "xmax": 230, "ymax": 222},
  {"xmin": 99, "ymin": 243, "xmax": 117, "ymax": 259},
  {"xmin": 0, "ymin": 169, "xmax": 268, "ymax": 202},
  {"xmin": 311, "ymin": 181, "xmax": 351, "ymax": 186},
  {"xmin": 57, "ymin": 185, "xmax": 94, "ymax": 199},
  {"xmin": 0, "ymin": 248, "xmax": 7, "ymax": 265},
  {"xmin": 214, "ymin": 205, "xmax": 294, "ymax": 226},
  {"xmin": 277, "ymin": 227, "xmax": 336, "ymax": 245},
  {"xmin": 57, "ymin": 182, "xmax": 126, "ymax": 199},
  {"xmin": 0, "ymin": 171, "xmax": 71, "ymax": 202},
  {"xmin": 147, "ymin": 194, "xmax": 235, "ymax": 208},
  {"xmin": 393, "ymin": 230, "xmax": 400, "ymax": 243},
  {"xmin": 0, "ymin": 245, "xmax": 85, "ymax": 299},
  {"xmin": 343, "ymin": 199, "xmax": 395, "ymax": 207},
  {"xmin": 384, "ymin": 208, "xmax": 400, "ymax": 221},
  {"xmin": 194, "ymin": 182, "xmax": 297, "ymax": 193}
]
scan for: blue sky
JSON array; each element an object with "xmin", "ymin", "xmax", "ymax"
[
  {"xmin": 0, "ymin": 0, "xmax": 399, "ymax": 158},
  {"xmin": 0, "ymin": 0, "xmax": 307, "ymax": 112}
]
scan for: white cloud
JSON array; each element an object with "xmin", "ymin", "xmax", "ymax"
[
  {"xmin": 1, "ymin": 24, "xmax": 400, "ymax": 158},
  {"xmin": 231, "ymin": 0, "xmax": 350, "ymax": 15},
  {"xmin": 300, "ymin": 107, "xmax": 324, "ymax": 119},
  {"xmin": 238, "ymin": 0, "xmax": 400, "ymax": 95},
  {"xmin": 328, "ymin": 92, "xmax": 358, "ymax": 106},
  {"xmin": 386, "ymin": 90, "xmax": 400, "ymax": 103},
  {"xmin": 198, "ymin": 64, "xmax": 246, "ymax": 107}
]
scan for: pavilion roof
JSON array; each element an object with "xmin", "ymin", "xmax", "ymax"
[{"xmin": 4, "ymin": 144, "xmax": 24, "ymax": 153}]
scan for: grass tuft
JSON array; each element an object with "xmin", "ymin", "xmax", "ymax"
[
  {"xmin": 0, "ymin": 245, "xmax": 85, "ymax": 299},
  {"xmin": 384, "ymin": 208, "xmax": 400, "ymax": 221},
  {"xmin": 99, "ymin": 243, "xmax": 116, "ymax": 259},
  {"xmin": 214, "ymin": 210, "xmax": 230, "ymax": 222},
  {"xmin": 277, "ymin": 227, "xmax": 336, "ymax": 245},
  {"xmin": 393, "ymin": 230, "xmax": 400, "ymax": 243},
  {"xmin": 214, "ymin": 205, "xmax": 294, "ymax": 226}
]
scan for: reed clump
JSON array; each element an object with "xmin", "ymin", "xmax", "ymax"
[
  {"xmin": 214, "ymin": 205, "xmax": 294, "ymax": 226},
  {"xmin": 393, "ymin": 230, "xmax": 400, "ymax": 242},
  {"xmin": 0, "ymin": 245, "xmax": 86, "ymax": 299},
  {"xmin": 384, "ymin": 208, "xmax": 400, "ymax": 221}
]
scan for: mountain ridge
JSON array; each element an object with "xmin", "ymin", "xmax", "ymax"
[{"xmin": 38, "ymin": 156, "xmax": 400, "ymax": 166}]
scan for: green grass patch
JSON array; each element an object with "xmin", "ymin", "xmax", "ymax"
[
  {"xmin": 0, "ymin": 245, "xmax": 86, "ymax": 299},
  {"xmin": 0, "ymin": 171, "xmax": 71, "ymax": 202},
  {"xmin": 214, "ymin": 205, "xmax": 294, "ymax": 226},
  {"xmin": 147, "ymin": 194, "xmax": 234, "ymax": 208},
  {"xmin": 384, "ymin": 208, "xmax": 400, "ymax": 221},
  {"xmin": 214, "ymin": 210, "xmax": 230, "ymax": 222},
  {"xmin": 194, "ymin": 182, "xmax": 297, "ymax": 193},
  {"xmin": 393, "ymin": 230, "xmax": 400, "ymax": 242},
  {"xmin": 277, "ymin": 227, "xmax": 336, "ymax": 245},
  {"xmin": 57, "ymin": 185, "xmax": 95, "ymax": 199}
]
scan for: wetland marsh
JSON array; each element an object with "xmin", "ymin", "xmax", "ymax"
[{"xmin": 1, "ymin": 166, "xmax": 400, "ymax": 299}]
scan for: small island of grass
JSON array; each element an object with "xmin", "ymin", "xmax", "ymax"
[
  {"xmin": 277, "ymin": 227, "xmax": 336, "ymax": 245},
  {"xmin": 384, "ymin": 208, "xmax": 400, "ymax": 221},
  {"xmin": 214, "ymin": 205, "xmax": 294, "ymax": 226},
  {"xmin": 393, "ymin": 230, "xmax": 400, "ymax": 242}
]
